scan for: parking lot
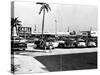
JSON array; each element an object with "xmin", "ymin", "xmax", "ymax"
[{"xmin": 12, "ymin": 48, "xmax": 97, "ymax": 73}]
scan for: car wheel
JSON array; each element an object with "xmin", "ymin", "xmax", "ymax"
[{"xmin": 23, "ymin": 48, "xmax": 25, "ymax": 51}]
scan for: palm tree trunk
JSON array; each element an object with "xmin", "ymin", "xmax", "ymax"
[
  {"xmin": 13, "ymin": 26, "xmax": 17, "ymax": 37},
  {"xmin": 41, "ymin": 9, "xmax": 45, "ymax": 40}
]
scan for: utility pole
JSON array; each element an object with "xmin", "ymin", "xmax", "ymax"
[
  {"xmin": 34, "ymin": 24, "xmax": 36, "ymax": 33},
  {"xmin": 89, "ymin": 26, "xmax": 92, "ymax": 37},
  {"xmin": 67, "ymin": 26, "xmax": 70, "ymax": 39},
  {"xmin": 55, "ymin": 19, "xmax": 57, "ymax": 36},
  {"xmin": 24, "ymin": 27, "xmax": 26, "ymax": 40},
  {"xmin": 67, "ymin": 26, "xmax": 69, "ymax": 32},
  {"xmin": 90, "ymin": 26, "xmax": 92, "ymax": 31}
]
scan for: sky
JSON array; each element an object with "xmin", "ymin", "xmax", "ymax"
[{"xmin": 13, "ymin": 1, "xmax": 98, "ymax": 33}]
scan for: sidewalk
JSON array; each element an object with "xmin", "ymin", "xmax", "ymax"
[
  {"xmin": 12, "ymin": 55, "xmax": 48, "ymax": 74},
  {"xmin": 21, "ymin": 48, "xmax": 97, "ymax": 57}
]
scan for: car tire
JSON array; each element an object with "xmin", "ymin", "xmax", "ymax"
[{"xmin": 23, "ymin": 48, "xmax": 25, "ymax": 51}]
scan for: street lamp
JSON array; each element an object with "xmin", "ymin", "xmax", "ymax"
[{"xmin": 55, "ymin": 19, "xmax": 57, "ymax": 36}]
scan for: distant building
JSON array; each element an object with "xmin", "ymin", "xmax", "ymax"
[
  {"xmin": 78, "ymin": 31, "xmax": 90, "ymax": 36},
  {"xmin": 57, "ymin": 32, "xmax": 70, "ymax": 36},
  {"xmin": 77, "ymin": 31, "xmax": 97, "ymax": 37},
  {"xmin": 32, "ymin": 32, "xmax": 70, "ymax": 37},
  {"xmin": 90, "ymin": 31, "xmax": 98, "ymax": 37},
  {"xmin": 18, "ymin": 27, "xmax": 32, "ymax": 38}
]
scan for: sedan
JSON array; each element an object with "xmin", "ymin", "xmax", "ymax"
[
  {"xmin": 88, "ymin": 41, "xmax": 96, "ymax": 47},
  {"xmin": 77, "ymin": 41, "xmax": 86, "ymax": 47}
]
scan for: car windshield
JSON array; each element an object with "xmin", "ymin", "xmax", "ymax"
[{"xmin": 77, "ymin": 39, "xmax": 84, "ymax": 42}]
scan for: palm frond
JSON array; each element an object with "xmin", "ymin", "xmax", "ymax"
[
  {"xmin": 39, "ymin": 6, "xmax": 44, "ymax": 14},
  {"xmin": 16, "ymin": 20, "xmax": 21, "ymax": 23},
  {"xmin": 15, "ymin": 17, "xmax": 18, "ymax": 21},
  {"xmin": 11, "ymin": 17, "xmax": 22, "ymax": 27},
  {"xmin": 36, "ymin": 2, "xmax": 45, "ymax": 5},
  {"xmin": 17, "ymin": 24, "xmax": 22, "ymax": 26},
  {"xmin": 44, "ymin": 6, "xmax": 49, "ymax": 12},
  {"xmin": 36, "ymin": 2, "xmax": 51, "ymax": 14},
  {"xmin": 45, "ymin": 4, "xmax": 51, "ymax": 11}
]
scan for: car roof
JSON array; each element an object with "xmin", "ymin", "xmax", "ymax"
[{"xmin": 12, "ymin": 36, "xmax": 24, "ymax": 40}]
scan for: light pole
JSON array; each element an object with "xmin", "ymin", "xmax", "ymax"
[
  {"xmin": 90, "ymin": 26, "xmax": 92, "ymax": 31},
  {"xmin": 67, "ymin": 26, "xmax": 69, "ymax": 32},
  {"xmin": 34, "ymin": 24, "xmax": 36, "ymax": 33},
  {"xmin": 55, "ymin": 19, "xmax": 57, "ymax": 37}
]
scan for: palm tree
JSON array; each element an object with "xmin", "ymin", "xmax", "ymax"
[
  {"xmin": 11, "ymin": 17, "xmax": 22, "ymax": 36},
  {"xmin": 36, "ymin": 2, "xmax": 51, "ymax": 41}
]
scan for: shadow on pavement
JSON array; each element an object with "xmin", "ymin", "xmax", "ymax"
[{"xmin": 35, "ymin": 52, "xmax": 97, "ymax": 72}]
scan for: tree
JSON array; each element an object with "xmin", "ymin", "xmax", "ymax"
[
  {"xmin": 36, "ymin": 2, "xmax": 51, "ymax": 41},
  {"xmin": 11, "ymin": 17, "xmax": 22, "ymax": 36},
  {"xmin": 73, "ymin": 30, "xmax": 76, "ymax": 35},
  {"xmin": 70, "ymin": 30, "xmax": 76, "ymax": 35}
]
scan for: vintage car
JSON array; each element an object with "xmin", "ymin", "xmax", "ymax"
[
  {"xmin": 87, "ymin": 38, "xmax": 97, "ymax": 47},
  {"xmin": 11, "ymin": 36, "xmax": 27, "ymax": 42},
  {"xmin": 46, "ymin": 38, "xmax": 59, "ymax": 48},
  {"xmin": 34, "ymin": 40, "xmax": 55, "ymax": 50},
  {"xmin": 11, "ymin": 36, "xmax": 27, "ymax": 51},
  {"xmin": 26, "ymin": 42, "xmax": 37, "ymax": 49},
  {"xmin": 87, "ymin": 41, "xmax": 96, "ymax": 47},
  {"xmin": 58, "ymin": 38, "xmax": 77, "ymax": 48},
  {"xmin": 11, "ymin": 41, "xmax": 27, "ymax": 51},
  {"xmin": 77, "ymin": 39, "xmax": 86, "ymax": 48}
]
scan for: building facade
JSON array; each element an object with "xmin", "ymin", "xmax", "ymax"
[{"xmin": 18, "ymin": 27, "xmax": 32, "ymax": 38}]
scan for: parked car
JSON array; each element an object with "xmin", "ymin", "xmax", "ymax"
[
  {"xmin": 26, "ymin": 42, "xmax": 37, "ymax": 49},
  {"xmin": 34, "ymin": 40, "xmax": 55, "ymax": 50},
  {"xmin": 58, "ymin": 38, "xmax": 77, "ymax": 48},
  {"xmin": 77, "ymin": 39, "xmax": 86, "ymax": 48},
  {"xmin": 87, "ymin": 38, "xmax": 97, "ymax": 47},
  {"xmin": 58, "ymin": 40, "xmax": 65, "ymax": 48},
  {"xmin": 46, "ymin": 38, "xmax": 59, "ymax": 48},
  {"xmin": 42, "ymin": 41, "xmax": 55, "ymax": 50},
  {"xmin": 11, "ymin": 36, "xmax": 27, "ymax": 43},
  {"xmin": 11, "ymin": 36, "xmax": 27, "ymax": 51},
  {"xmin": 87, "ymin": 41, "xmax": 96, "ymax": 47},
  {"xmin": 11, "ymin": 41, "xmax": 27, "ymax": 51},
  {"xmin": 64, "ymin": 38, "xmax": 77, "ymax": 48},
  {"xmin": 52, "ymin": 42, "xmax": 59, "ymax": 48}
]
